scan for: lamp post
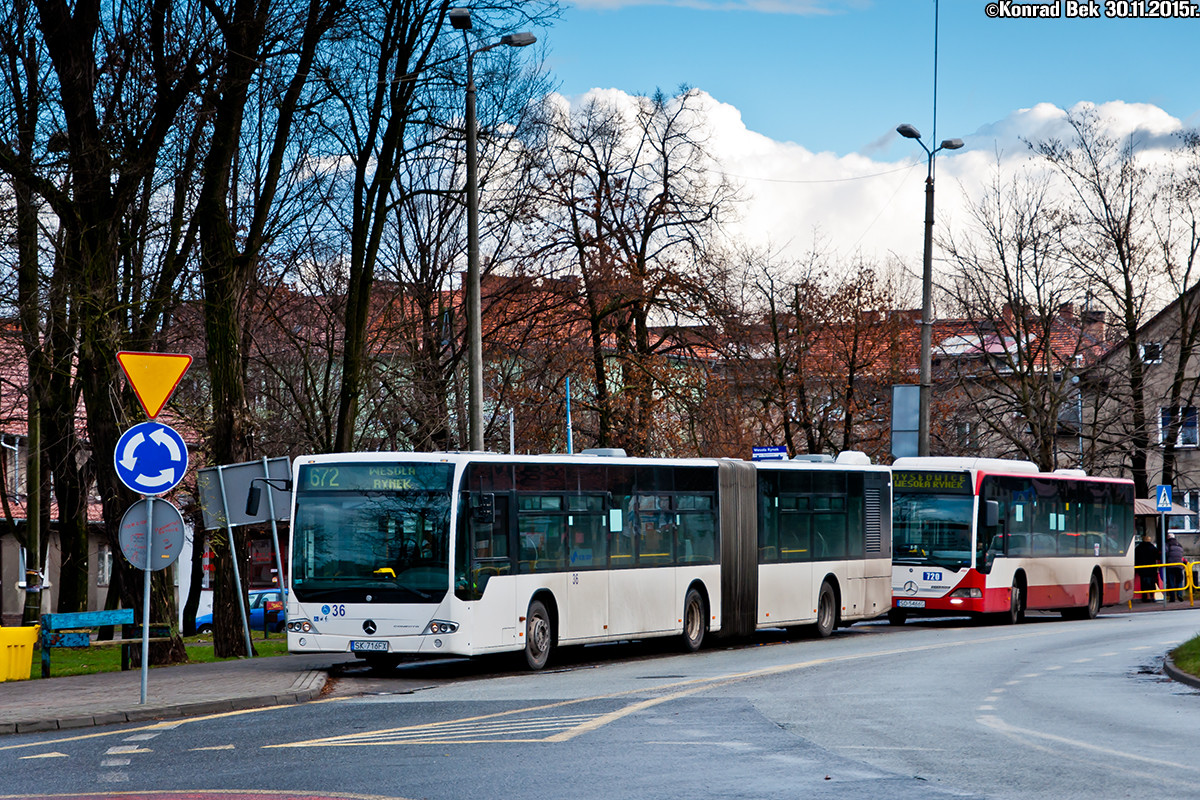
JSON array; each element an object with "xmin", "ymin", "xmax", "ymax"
[
  {"xmin": 896, "ymin": 123, "xmax": 963, "ymax": 457},
  {"xmin": 450, "ymin": 9, "xmax": 535, "ymax": 451}
]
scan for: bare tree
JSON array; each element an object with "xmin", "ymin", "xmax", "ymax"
[
  {"xmin": 1031, "ymin": 108, "xmax": 1160, "ymax": 492},
  {"xmin": 939, "ymin": 158, "xmax": 1098, "ymax": 469},
  {"xmin": 524, "ymin": 88, "xmax": 738, "ymax": 455}
]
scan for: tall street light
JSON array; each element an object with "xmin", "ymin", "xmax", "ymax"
[
  {"xmin": 449, "ymin": 8, "xmax": 536, "ymax": 451},
  {"xmin": 896, "ymin": 123, "xmax": 963, "ymax": 457}
]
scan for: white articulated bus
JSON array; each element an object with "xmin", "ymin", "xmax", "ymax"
[
  {"xmin": 283, "ymin": 449, "xmax": 892, "ymax": 669},
  {"xmin": 889, "ymin": 457, "xmax": 1135, "ymax": 625}
]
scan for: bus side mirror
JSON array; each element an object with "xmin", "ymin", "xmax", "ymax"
[
  {"xmin": 473, "ymin": 492, "xmax": 495, "ymax": 524},
  {"xmin": 985, "ymin": 500, "xmax": 999, "ymax": 528},
  {"xmin": 246, "ymin": 486, "xmax": 262, "ymax": 516}
]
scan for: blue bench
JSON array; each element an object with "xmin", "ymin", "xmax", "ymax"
[{"xmin": 39, "ymin": 610, "xmax": 169, "ymax": 678}]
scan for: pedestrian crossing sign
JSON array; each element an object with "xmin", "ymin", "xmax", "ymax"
[{"xmin": 1156, "ymin": 484, "xmax": 1173, "ymax": 513}]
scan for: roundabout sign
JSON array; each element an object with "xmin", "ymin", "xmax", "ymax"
[{"xmin": 114, "ymin": 420, "xmax": 189, "ymax": 496}]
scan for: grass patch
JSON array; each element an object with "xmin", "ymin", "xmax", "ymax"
[
  {"xmin": 27, "ymin": 632, "xmax": 291, "ymax": 680},
  {"xmin": 1170, "ymin": 635, "xmax": 1200, "ymax": 677}
]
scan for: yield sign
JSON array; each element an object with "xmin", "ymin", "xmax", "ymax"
[{"xmin": 117, "ymin": 351, "xmax": 192, "ymax": 418}]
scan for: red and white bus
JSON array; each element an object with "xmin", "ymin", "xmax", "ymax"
[{"xmin": 888, "ymin": 457, "xmax": 1135, "ymax": 624}]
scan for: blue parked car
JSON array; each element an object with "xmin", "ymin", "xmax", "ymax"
[{"xmin": 195, "ymin": 589, "xmax": 286, "ymax": 634}]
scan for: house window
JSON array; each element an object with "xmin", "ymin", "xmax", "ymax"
[
  {"xmin": 956, "ymin": 421, "xmax": 978, "ymax": 450},
  {"xmin": 17, "ymin": 547, "xmax": 50, "ymax": 589},
  {"xmin": 1160, "ymin": 407, "xmax": 1199, "ymax": 447},
  {"xmin": 1141, "ymin": 342, "xmax": 1164, "ymax": 364},
  {"xmin": 1169, "ymin": 490, "xmax": 1199, "ymax": 532},
  {"xmin": 97, "ymin": 544, "xmax": 113, "ymax": 586}
]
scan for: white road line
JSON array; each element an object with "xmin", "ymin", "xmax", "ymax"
[{"xmin": 100, "ymin": 758, "xmax": 131, "ymax": 767}]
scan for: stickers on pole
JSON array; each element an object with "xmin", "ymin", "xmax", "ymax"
[
  {"xmin": 119, "ymin": 497, "xmax": 185, "ymax": 570},
  {"xmin": 117, "ymin": 351, "xmax": 192, "ymax": 419}
]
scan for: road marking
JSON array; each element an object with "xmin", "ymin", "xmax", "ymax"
[
  {"xmin": 18, "ymin": 752, "xmax": 67, "ymax": 759},
  {"xmin": 282, "ymin": 713, "xmax": 607, "ymax": 747},
  {"xmin": 1045, "ymin": 665, "xmax": 1062, "ymax": 671},
  {"xmin": 269, "ymin": 628, "xmax": 1070, "ymax": 749},
  {"xmin": 104, "ymin": 746, "xmax": 151, "ymax": 755},
  {"xmin": 100, "ymin": 758, "xmax": 131, "ymax": 766},
  {"xmin": 123, "ymin": 733, "xmax": 158, "ymax": 741},
  {"xmin": 96, "ymin": 772, "xmax": 129, "ymax": 783},
  {"xmin": 977, "ymin": 713, "xmax": 1200, "ymax": 783},
  {"xmin": 977, "ymin": 705, "xmax": 995, "ymax": 711},
  {"xmin": 189, "ymin": 744, "xmax": 235, "ymax": 751},
  {"xmin": 1072, "ymin": 658, "xmax": 1092, "ymax": 663},
  {"xmin": 838, "ymin": 745, "xmax": 946, "ymax": 751}
]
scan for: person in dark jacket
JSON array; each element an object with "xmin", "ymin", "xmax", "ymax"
[
  {"xmin": 1165, "ymin": 533, "xmax": 1186, "ymax": 601},
  {"xmin": 1134, "ymin": 532, "xmax": 1161, "ymax": 602}
]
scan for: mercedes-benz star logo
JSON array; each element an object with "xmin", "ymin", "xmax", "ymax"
[
  {"xmin": 362, "ymin": 619, "xmax": 377, "ymax": 635},
  {"xmin": 903, "ymin": 581, "xmax": 918, "ymax": 596}
]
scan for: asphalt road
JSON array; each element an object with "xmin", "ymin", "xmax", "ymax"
[{"xmin": 3, "ymin": 607, "xmax": 1198, "ymax": 800}]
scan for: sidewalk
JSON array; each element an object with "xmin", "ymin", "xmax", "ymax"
[{"xmin": 0, "ymin": 651, "xmax": 354, "ymax": 735}]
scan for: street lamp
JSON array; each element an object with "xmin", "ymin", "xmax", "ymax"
[
  {"xmin": 896, "ymin": 123, "xmax": 963, "ymax": 457},
  {"xmin": 450, "ymin": 8, "xmax": 536, "ymax": 451}
]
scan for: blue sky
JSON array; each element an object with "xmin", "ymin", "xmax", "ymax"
[{"xmin": 542, "ymin": 0, "xmax": 1200, "ymax": 158}]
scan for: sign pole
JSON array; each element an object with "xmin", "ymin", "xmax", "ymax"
[
  {"xmin": 141, "ymin": 496, "xmax": 154, "ymax": 704},
  {"xmin": 261, "ymin": 457, "xmax": 287, "ymax": 600},
  {"xmin": 217, "ymin": 465, "xmax": 255, "ymax": 656}
]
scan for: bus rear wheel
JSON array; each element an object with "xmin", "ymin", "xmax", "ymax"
[
  {"xmin": 681, "ymin": 588, "xmax": 706, "ymax": 652},
  {"xmin": 814, "ymin": 582, "xmax": 837, "ymax": 638},
  {"xmin": 887, "ymin": 608, "xmax": 907, "ymax": 626},
  {"xmin": 524, "ymin": 599, "xmax": 553, "ymax": 671}
]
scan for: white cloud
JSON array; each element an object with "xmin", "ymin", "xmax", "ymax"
[{"xmin": 550, "ymin": 88, "xmax": 1195, "ymax": 297}]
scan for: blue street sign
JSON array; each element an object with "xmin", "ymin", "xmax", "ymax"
[
  {"xmin": 752, "ymin": 446, "xmax": 788, "ymax": 461},
  {"xmin": 114, "ymin": 421, "xmax": 189, "ymax": 496},
  {"xmin": 1156, "ymin": 484, "xmax": 1173, "ymax": 513}
]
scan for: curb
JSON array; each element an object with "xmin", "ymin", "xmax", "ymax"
[
  {"xmin": 1163, "ymin": 656, "xmax": 1200, "ymax": 691},
  {"xmin": 0, "ymin": 672, "xmax": 327, "ymax": 736}
]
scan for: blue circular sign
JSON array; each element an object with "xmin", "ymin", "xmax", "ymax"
[{"xmin": 114, "ymin": 421, "xmax": 189, "ymax": 495}]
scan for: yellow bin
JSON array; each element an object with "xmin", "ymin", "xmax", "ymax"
[{"xmin": 0, "ymin": 626, "xmax": 38, "ymax": 682}]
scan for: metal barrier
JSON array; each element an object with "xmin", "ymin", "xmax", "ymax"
[{"xmin": 1131, "ymin": 561, "xmax": 1195, "ymax": 607}]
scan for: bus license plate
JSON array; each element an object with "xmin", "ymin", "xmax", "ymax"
[
  {"xmin": 896, "ymin": 599, "xmax": 925, "ymax": 608},
  {"xmin": 351, "ymin": 640, "xmax": 389, "ymax": 652}
]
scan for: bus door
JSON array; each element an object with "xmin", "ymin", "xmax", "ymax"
[
  {"xmin": 466, "ymin": 493, "xmax": 518, "ymax": 650},
  {"xmin": 562, "ymin": 494, "xmax": 609, "ymax": 641},
  {"xmin": 608, "ymin": 493, "xmax": 675, "ymax": 636}
]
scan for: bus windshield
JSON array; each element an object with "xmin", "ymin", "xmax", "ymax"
[
  {"xmin": 892, "ymin": 492, "xmax": 975, "ymax": 571},
  {"xmin": 292, "ymin": 462, "xmax": 454, "ymax": 604}
]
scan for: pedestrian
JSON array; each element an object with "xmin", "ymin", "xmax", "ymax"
[
  {"xmin": 1165, "ymin": 533, "xmax": 1186, "ymax": 601},
  {"xmin": 1134, "ymin": 532, "xmax": 1161, "ymax": 602}
]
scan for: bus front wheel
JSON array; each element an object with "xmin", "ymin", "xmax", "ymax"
[
  {"xmin": 524, "ymin": 599, "xmax": 554, "ymax": 671},
  {"xmin": 887, "ymin": 608, "xmax": 907, "ymax": 626},
  {"xmin": 681, "ymin": 588, "xmax": 706, "ymax": 652},
  {"xmin": 1002, "ymin": 582, "xmax": 1025, "ymax": 625},
  {"xmin": 814, "ymin": 582, "xmax": 837, "ymax": 638},
  {"xmin": 1064, "ymin": 575, "xmax": 1101, "ymax": 620}
]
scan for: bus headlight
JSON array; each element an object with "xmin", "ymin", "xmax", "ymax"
[
  {"xmin": 287, "ymin": 619, "xmax": 316, "ymax": 633},
  {"xmin": 423, "ymin": 620, "xmax": 459, "ymax": 635},
  {"xmin": 948, "ymin": 587, "xmax": 983, "ymax": 599}
]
